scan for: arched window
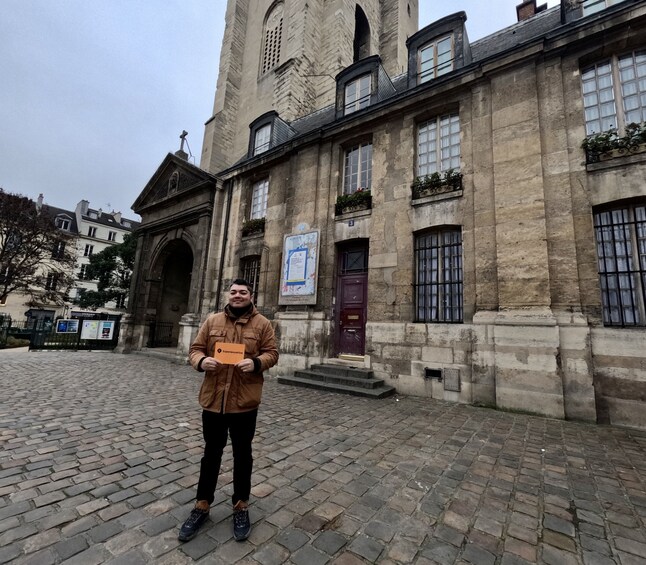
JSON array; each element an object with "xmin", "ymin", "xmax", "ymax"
[
  {"xmin": 261, "ymin": 3, "xmax": 284, "ymax": 75},
  {"xmin": 353, "ymin": 6, "xmax": 370, "ymax": 62}
]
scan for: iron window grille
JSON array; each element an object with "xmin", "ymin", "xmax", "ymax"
[
  {"xmin": 414, "ymin": 228, "xmax": 463, "ymax": 323},
  {"xmin": 240, "ymin": 256, "xmax": 261, "ymax": 304},
  {"xmin": 594, "ymin": 203, "xmax": 646, "ymax": 326}
]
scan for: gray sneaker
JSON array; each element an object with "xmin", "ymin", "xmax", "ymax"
[{"xmin": 233, "ymin": 507, "xmax": 251, "ymax": 541}]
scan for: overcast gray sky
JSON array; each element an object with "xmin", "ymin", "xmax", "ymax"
[{"xmin": 1, "ymin": 0, "xmax": 559, "ymax": 219}]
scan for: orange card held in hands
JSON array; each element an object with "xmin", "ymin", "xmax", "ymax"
[{"xmin": 213, "ymin": 342, "xmax": 245, "ymax": 364}]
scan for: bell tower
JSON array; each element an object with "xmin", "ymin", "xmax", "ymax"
[{"xmin": 200, "ymin": 0, "xmax": 419, "ymax": 174}]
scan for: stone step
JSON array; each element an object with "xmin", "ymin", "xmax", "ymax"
[
  {"xmin": 277, "ymin": 374, "xmax": 396, "ymax": 399},
  {"xmin": 309, "ymin": 363, "xmax": 374, "ymax": 379},
  {"xmin": 293, "ymin": 369, "xmax": 386, "ymax": 389}
]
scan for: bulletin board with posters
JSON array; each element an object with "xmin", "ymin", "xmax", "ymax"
[
  {"xmin": 81, "ymin": 320, "xmax": 115, "ymax": 340},
  {"xmin": 279, "ymin": 230, "xmax": 320, "ymax": 305},
  {"xmin": 56, "ymin": 319, "xmax": 79, "ymax": 333}
]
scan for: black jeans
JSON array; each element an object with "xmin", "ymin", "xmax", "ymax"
[{"xmin": 196, "ymin": 409, "xmax": 258, "ymax": 506}]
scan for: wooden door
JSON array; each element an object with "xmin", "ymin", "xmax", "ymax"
[{"xmin": 335, "ymin": 243, "xmax": 368, "ymax": 356}]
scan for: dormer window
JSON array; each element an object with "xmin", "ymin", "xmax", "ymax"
[
  {"xmin": 254, "ymin": 124, "xmax": 271, "ymax": 155},
  {"xmin": 582, "ymin": 0, "xmax": 626, "ymax": 16},
  {"xmin": 344, "ymin": 74, "xmax": 371, "ymax": 115},
  {"xmin": 418, "ymin": 35, "xmax": 453, "ymax": 83},
  {"xmin": 248, "ymin": 111, "xmax": 297, "ymax": 158},
  {"xmin": 55, "ymin": 216, "xmax": 71, "ymax": 231},
  {"xmin": 335, "ymin": 56, "xmax": 395, "ymax": 119},
  {"xmin": 406, "ymin": 12, "xmax": 469, "ymax": 89}
]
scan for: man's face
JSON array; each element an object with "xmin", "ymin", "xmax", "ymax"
[{"xmin": 228, "ymin": 284, "xmax": 252, "ymax": 309}]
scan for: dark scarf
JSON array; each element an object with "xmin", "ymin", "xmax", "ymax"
[{"xmin": 227, "ymin": 303, "xmax": 253, "ymax": 319}]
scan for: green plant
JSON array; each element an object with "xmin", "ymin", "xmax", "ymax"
[
  {"xmin": 335, "ymin": 189, "xmax": 372, "ymax": 215},
  {"xmin": 241, "ymin": 217, "xmax": 266, "ymax": 236},
  {"xmin": 582, "ymin": 122, "xmax": 646, "ymax": 162},
  {"xmin": 411, "ymin": 169, "xmax": 463, "ymax": 199}
]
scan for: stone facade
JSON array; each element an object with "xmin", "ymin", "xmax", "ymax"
[{"xmin": 127, "ymin": 0, "xmax": 646, "ymax": 429}]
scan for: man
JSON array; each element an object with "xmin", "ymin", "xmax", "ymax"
[{"xmin": 178, "ymin": 279, "xmax": 279, "ymax": 542}]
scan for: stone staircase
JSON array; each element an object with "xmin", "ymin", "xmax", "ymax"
[{"xmin": 277, "ymin": 363, "xmax": 396, "ymax": 399}]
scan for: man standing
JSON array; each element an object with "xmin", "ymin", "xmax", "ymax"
[{"xmin": 178, "ymin": 279, "xmax": 279, "ymax": 542}]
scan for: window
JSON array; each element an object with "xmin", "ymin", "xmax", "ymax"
[
  {"xmin": 254, "ymin": 124, "xmax": 271, "ymax": 155},
  {"xmin": 344, "ymin": 74, "xmax": 371, "ymax": 115},
  {"xmin": 261, "ymin": 3, "xmax": 283, "ymax": 74},
  {"xmin": 56, "ymin": 217, "xmax": 71, "ymax": 231},
  {"xmin": 45, "ymin": 273, "xmax": 60, "ymax": 291},
  {"xmin": 88, "ymin": 227, "xmax": 97, "ymax": 237},
  {"xmin": 79, "ymin": 264, "xmax": 90, "ymax": 280},
  {"xmin": 417, "ymin": 113, "xmax": 460, "ymax": 176},
  {"xmin": 343, "ymin": 143, "xmax": 372, "ymax": 194},
  {"xmin": 582, "ymin": 50, "xmax": 646, "ymax": 135},
  {"xmin": 250, "ymin": 179, "xmax": 269, "ymax": 220},
  {"xmin": 594, "ymin": 202, "xmax": 646, "ymax": 326},
  {"xmin": 582, "ymin": 0, "xmax": 627, "ymax": 16},
  {"xmin": 418, "ymin": 35, "xmax": 453, "ymax": 84},
  {"xmin": 84, "ymin": 244, "xmax": 94, "ymax": 257},
  {"xmin": 115, "ymin": 294, "xmax": 126, "ymax": 309},
  {"xmin": 0, "ymin": 295, "xmax": 6, "ymax": 306},
  {"xmin": 108, "ymin": 231, "xmax": 117, "ymax": 242},
  {"xmin": 51, "ymin": 241, "xmax": 65, "ymax": 259},
  {"xmin": 414, "ymin": 228, "xmax": 463, "ymax": 322},
  {"xmin": 240, "ymin": 256, "xmax": 261, "ymax": 304}
]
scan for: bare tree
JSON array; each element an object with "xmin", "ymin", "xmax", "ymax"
[{"xmin": 0, "ymin": 189, "xmax": 76, "ymax": 306}]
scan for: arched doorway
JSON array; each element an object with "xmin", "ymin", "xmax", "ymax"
[{"xmin": 148, "ymin": 239, "xmax": 194, "ymax": 347}]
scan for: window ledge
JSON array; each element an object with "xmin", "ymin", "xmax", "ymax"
[
  {"xmin": 586, "ymin": 144, "xmax": 646, "ymax": 171},
  {"xmin": 412, "ymin": 189, "xmax": 463, "ymax": 206},
  {"xmin": 334, "ymin": 207, "xmax": 372, "ymax": 221}
]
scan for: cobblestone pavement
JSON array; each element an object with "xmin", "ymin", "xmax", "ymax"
[{"xmin": 1, "ymin": 351, "xmax": 646, "ymax": 565}]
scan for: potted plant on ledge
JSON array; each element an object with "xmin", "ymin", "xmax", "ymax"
[
  {"xmin": 241, "ymin": 217, "xmax": 265, "ymax": 237},
  {"xmin": 411, "ymin": 169, "xmax": 463, "ymax": 199},
  {"xmin": 582, "ymin": 122, "xmax": 646, "ymax": 163},
  {"xmin": 335, "ymin": 188, "xmax": 372, "ymax": 215}
]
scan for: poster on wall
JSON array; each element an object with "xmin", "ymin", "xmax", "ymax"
[
  {"xmin": 81, "ymin": 320, "xmax": 100, "ymax": 340},
  {"xmin": 56, "ymin": 319, "xmax": 79, "ymax": 333},
  {"xmin": 279, "ymin": 230, "xmax": 320, "ymax": 305},
  {"xmin": 98, "ymin": 321, "xmax": 115, "ymax": 340}
]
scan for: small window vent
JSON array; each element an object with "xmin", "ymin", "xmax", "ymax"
[{"xmin": 443, "ymin": 368, "xmax": 461, "ymax": 392}]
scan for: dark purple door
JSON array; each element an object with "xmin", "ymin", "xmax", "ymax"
[{"xmin": 335, "ymin": 243, "xmax": 368, "ymax": 356}]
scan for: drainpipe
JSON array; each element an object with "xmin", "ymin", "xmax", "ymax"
[{"xmin": 215, "ymin": 178, "xmax": 233, "ymax": 312}]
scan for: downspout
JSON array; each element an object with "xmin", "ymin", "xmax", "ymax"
[{"xmin": 215, "ymin": 178, "xmax": 234, "ymax": 311}]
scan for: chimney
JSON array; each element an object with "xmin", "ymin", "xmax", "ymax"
[
  {"xmin": 113, "ymin": 211, "xmax": 122, "ymax": 224},
  {"xmin": 75, "ymin": 199, "xmax": 89, "ymax": 215},
  {"xmin": 36, "ymin": 193, "xmax": 43, "ymax": 211},
  {"xmin": 516, "ymin": 0, "xmax": 547, "ymax": 21}
]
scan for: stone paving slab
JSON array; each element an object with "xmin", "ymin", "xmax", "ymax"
[{"xmin": 0, "ymin": 350, "xmax": 645, "ymax": 564}]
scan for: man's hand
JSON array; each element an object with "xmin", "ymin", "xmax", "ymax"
[
  {"xmin": 201, "ymin": 357, "xmax": 221, "ymax": 371},
  {"xmin": 235, "ymin": 358, "xmax": 255, "ymax": 373}
]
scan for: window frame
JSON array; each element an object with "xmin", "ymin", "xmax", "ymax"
[
  {"xmin": 582, "ymin": 0, "xmax": 626, "ymax": 16},
  {"xmin": 84, "ymin": 244, "xmax": 94, "ymax": 257},
  {"xmin": 45, "ymin": 272, "xmax": 60, "ymax": 291},
  {"xmin": 581, "ymin": 49, "xmax": 646, "ymax": 135},
  {"xmin": 418, "ymin": 34, "xmax": 454, "ymax": 84},
  {"xmin": 253, "ymin": 124, "xmax": 272, "ymax": 156},
  {"xmin": 343, "ymin": 142, "xmax": 373, "ymax": 195},
  {"xmin": 414, "ymin": 227, "xmax": 464, "ymax": 323},
  {"xmin": 250, "ymin": 179, "xmax": 269, "ymax": 220},
  {"xmin": 56, "ymin": 217, "xmax": 71, "ymax": 231},
  {"xmin": 88, "ymin": 226, "xmax": 97, "ymax": 237},
  {"xmin": 108, "ymin": 231, "xmax": 117, "ymax": 242},
  {"xmin": 344, "ymin": 74, "xmax": 371, "ymax": 115},
  {"xmin": 417, "ymin": 112, "xmax": 461, "ymax": 177}
]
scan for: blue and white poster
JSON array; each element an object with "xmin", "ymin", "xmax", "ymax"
[{"xmin": 279, "ymin": 230, "xmax": 320, "ymax": 305}]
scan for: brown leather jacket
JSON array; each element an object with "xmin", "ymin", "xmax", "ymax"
[{"xmin": 189, "ymin": 305, "xmax": 279, "ymax": 413}]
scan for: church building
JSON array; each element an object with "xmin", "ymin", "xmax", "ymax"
[{"xmin": 121, "ymin": 0, "xmax": 646, "ymax": 429}]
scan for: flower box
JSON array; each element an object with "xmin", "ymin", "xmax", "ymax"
[
  {"xmin": 241, "ymin": 217, "xmax": 265, "ymax": 237},
  {"xmin": 335, "ymin": 189, "xmax": 372, "ymax": 215}
]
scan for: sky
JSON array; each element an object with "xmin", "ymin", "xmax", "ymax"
[{"xmin": 1, "ymin": 0, "xmax": 560, "ymax": 220}]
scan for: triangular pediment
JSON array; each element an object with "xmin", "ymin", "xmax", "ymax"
[{"xmin": 132, "ymin": 153, "xmax": 217, "ymax": 214}]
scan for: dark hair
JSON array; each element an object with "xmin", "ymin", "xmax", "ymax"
[{"xmin": 230, "ymin": 278, "xmax": 253, "ymax": 292}]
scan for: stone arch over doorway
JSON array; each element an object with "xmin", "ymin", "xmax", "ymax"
[{"xmin": 147, "ymin": 238, "xmax": 194, "ymax": 347}]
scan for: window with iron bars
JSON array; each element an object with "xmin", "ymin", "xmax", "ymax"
[
  {"xmin": 240, "ymin": 256, "xmax": 261, "ymax": 304},
  {"xmin": 594, "ymin": 202, "xmax": 646, "ymax": 326},
  {"xmin": 414, "ymin": 228, "xmax": 463, "ymax": 323}
]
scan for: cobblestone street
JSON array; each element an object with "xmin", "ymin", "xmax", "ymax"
[{"xmin": 1, "ymin": 350, "xmax": 645, "ymax": 564}]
